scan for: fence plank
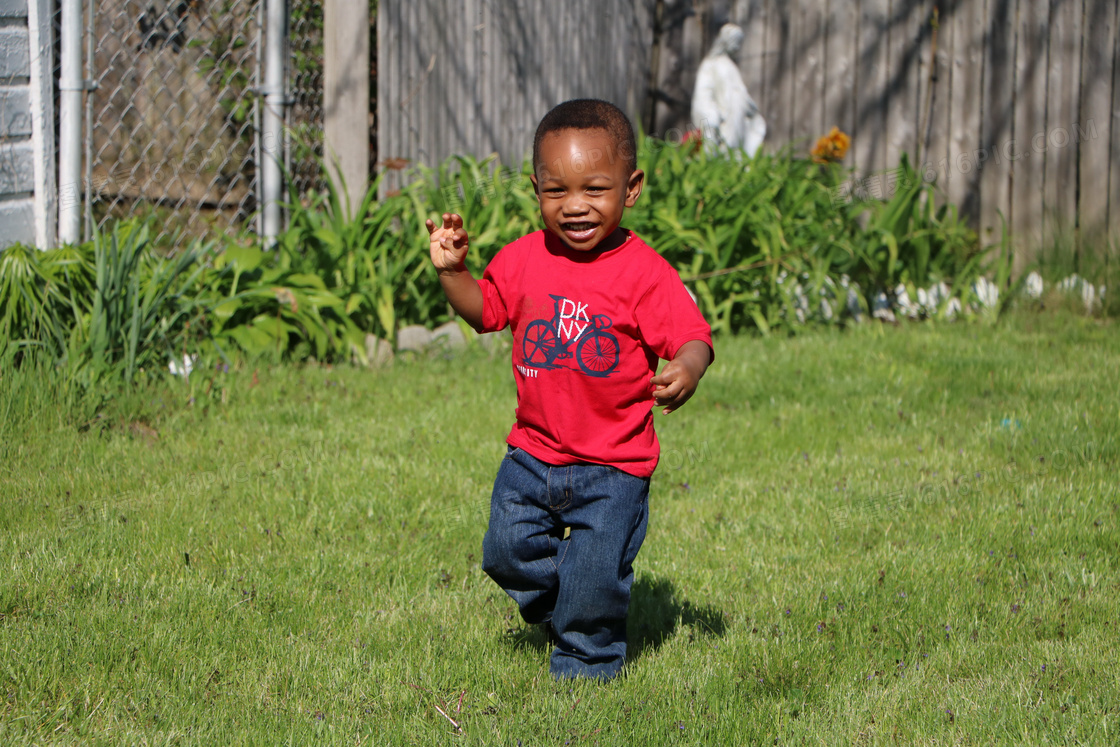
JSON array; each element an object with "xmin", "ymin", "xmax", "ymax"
[
  {"xmin": 790, "ymin": 0, "xmax": 824, "ymax": 149},
  {"xmin": 1043, "ymin": 0, "xmax": 1082, "ymax": 245},
  {"xmin": 1009, "ymin": 0, "xmax": 1048, "ymax": 268},
  {"xmin": 854, "ymin": 0, "xmax": 890, "ymax": 175},
  {"xmin": 428, "ymin": 0, "xmax": 443, "ymax": 166},
  {"xmin": 396, "ymin": 0, "xmax": 411, "ymax": 165},
  {"xmin": 507, "ymin": 0, "xmax": 520, "ymax": 164},
  {"xmin": 1079, "ymin": 0, "xmax": 1116, "ymax": 243},
  {"xmin": 1112, "ymin": 0, "xmax": 1120, "ymax": 245},
  {"xmin": 761, "ymin": 0, "xmax": 791, "ymax": 145},
  {"xmin": 323, "ymin": 0, "xmax": 369, "ymax": 212},
  {"xmin": 979, "ymin": 0, "xmax": 1015, "ymax": 246},
  {"xmin": 469, "ymin": 0, "xmax": 481, "ymax": 156},
  {"xmin": 747, "ymin": 0, "xmax": 774, "ymax": 137},
  {"xmin": 437, "ymin": 0, "xmax": 452, "ymax": 159},
  {"xmin": 650, "ymin": 0, "xmax": 688, "ymax": 136},
  {"xmin": 738, "ymin": 0, "xmax": 769, "ymax": 138},
  {"xmin": 947, "ymin": 0, "xmax": 985, "ymax": 220},
  {"xmin": 399, "ymin": 0, "xmax": 408, "ymax": 171},
  {"xmin": 885, "ymin": 0, "xmax": 924, "ymax": 173},
  {"xmin": 684, "ymin": 0, "xmax": 710, "ymax": 132},
  {"xmin": 823, "ymin": 0, "xmax": 858, "ymax": 143},
  {"xmin": 919, "ymin": 0, "xmax": 950, "ymax": 187},
  {"xmin": 380, "ymin": 0, "xmax": 391, "ymax": 167},
  {"xmin": 913, "ymin": 0, "xmax": 930, "ymax": 167}
]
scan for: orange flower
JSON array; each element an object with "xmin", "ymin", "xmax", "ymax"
[
  {"xmin": 811, "ymin": 127, "xmax": 851, "ymax": 163},
  {"xmin": 681, "ymin": 129, "xmax": 704, "ymax": 155}
]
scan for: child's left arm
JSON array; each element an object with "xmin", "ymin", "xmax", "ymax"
[{"xmin": 650, "ymin": 340, "xmax": 712, "ymax": 415}]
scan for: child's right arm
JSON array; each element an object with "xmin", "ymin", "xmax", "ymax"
[{"xmin": 426, "ymin": 212, "xmax": 484, "ymax": 331}]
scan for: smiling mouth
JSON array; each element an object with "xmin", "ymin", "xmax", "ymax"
[{"xmin": 561, "ymin": 222, "xmax": 597, "ymax": 232}]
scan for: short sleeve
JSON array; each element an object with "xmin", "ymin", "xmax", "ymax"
[
  {"xmin": 634, "ymin": 262, "xmax": 714, "ymax": 362},
  {"xmin": 477, "ymin": 248, "xmax": 510, "ymax": 332}
]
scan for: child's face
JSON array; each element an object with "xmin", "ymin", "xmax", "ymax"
[{"xmin": 530, "ymin": 128, "xmax": 644, "ymax": 252}]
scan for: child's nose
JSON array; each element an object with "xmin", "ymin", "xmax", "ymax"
[{"xmin": 561, "ymin": 195, "xmax": 589, "ymax": 215}]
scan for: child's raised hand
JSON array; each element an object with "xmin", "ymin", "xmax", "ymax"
[{"xmin": 426, "ymin": 213, "xmax": 470, "ymax": 272}]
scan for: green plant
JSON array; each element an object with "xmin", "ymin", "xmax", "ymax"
[
  {"xmin": 0, "ymin": 243, "xmax": 73, "ymax": 362},
  {"xmin": 78, "ymin": 222, "xmax": 213, "ymax": 383},
  {"xmin": 850, "ymin": 153, "xmax": 984, "ymax": 312},
  {"xmin": 627, "ymin": 137, "xmax": 861, "ymax": 334},
  {"xmin": 284, "ymin": 171, "xmax": 438, "ymax": 343},
  {"xmin": 204, "ymin": 241, "xmax": 359, "ymax": 363},
  {"xmin": 409, "ymin": 153, "xmax": 540, "ymax": 275},
  {"xmin": 2, "ymin": 138, "xmax": 1009, "ymax": 377},
  {"xmin": 203, "ymin": 168, "xmax": 430, "ymax": 362}
]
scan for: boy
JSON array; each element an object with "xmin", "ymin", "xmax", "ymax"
[{"xmin": 426, "ymin": 99, "xmax": 712, "ymax": 680}]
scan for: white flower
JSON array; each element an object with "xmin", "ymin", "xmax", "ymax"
[
  {"xmin": 792, "ymin": 283, "xmax": 809, "ymax": 324},
  {"xmin": 1057, "ymin": 274, "xmax": 1099, "ymax": 310},
  {"xmin": 872, "ymin": 291, "xmax": 896, "ymax": 322},
  {"xmin": 846, "ymin": 286, "xmax": 863, "ymax": 321},
  {"xmin": 169, "ymin": 353, "xmax": 197, "ymax": 378},
  {"xmin": 1024, "ymin": 271, "xmax": 1043, "ymax": 299},
  {"xmin": 894, "ymin": 283, "xmax": 919, "ymax": 318},
  {"xmin": 931, "ymin": 281, "xmax": 951, "ymax": 306},
  {"xmin": 944, "ymin": 297, "xmax": 962, "ymax": 320},
  {"xmin": 972, "ymin": 276, "xmax": 999, "ymax": 308},
  {"xmin": 1081, "ymin": 282, "xmax": 1096, "ymax": 310},
  {"xmin": 1057, "ymin": 274, "xmax": 1081, "ymax": 292}
]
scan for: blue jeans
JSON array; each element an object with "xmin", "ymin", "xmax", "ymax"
[{"xmin": 482, "ymin": 446, "xmax": 650, "ymax": 681}]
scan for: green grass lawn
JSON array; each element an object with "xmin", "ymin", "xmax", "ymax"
[{"xmin": 1, "ymin": 309, "xmax": 1117, "ymax": 745}]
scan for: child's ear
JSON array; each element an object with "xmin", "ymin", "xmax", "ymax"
[
  {"xmin": 624, "ymin": 169, "xmax": 645, "ymax": 207},
  {"xmin": 530, "ymin": 173, "xmax": 540, "ymax": 201}
]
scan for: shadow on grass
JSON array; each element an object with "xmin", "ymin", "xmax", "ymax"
[
  {"xmin": 628, "ymin": 574, "xmax": 728, "ymax": 663},
  {"xmin": 500, "ymin": 574, "xmax": 728, "ymax": 664}
]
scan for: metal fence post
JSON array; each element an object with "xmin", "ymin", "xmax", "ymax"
[
  {"xmin": 261, "ymin": 0, "xmax": 288, "ymax": 245},
  {"xmin": 57, "ymin": 0, "xmax": 83, "ymax": 245}
]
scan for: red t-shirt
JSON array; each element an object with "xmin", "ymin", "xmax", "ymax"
[{"xmin": 477, "ymin": 229, "xmax": 713, "ymax": 478}]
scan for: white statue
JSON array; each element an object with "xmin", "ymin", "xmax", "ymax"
[{"xmin": 691, "ymin": 23, "xmax": 767, "ymax": 157}]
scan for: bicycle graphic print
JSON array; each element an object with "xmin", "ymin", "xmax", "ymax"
[{"xmin": 521, "ymin": 294, "xmax": 620, "ymax": 377}]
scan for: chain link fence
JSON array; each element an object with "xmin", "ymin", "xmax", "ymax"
[
  {"xmin": 287, "ymin": 0, "xmax": 324, "ymax": 203},
  {"xmin": 54, "ymin": 0, "xmax": 329, "ymax": 246},
  {"xmin": 83, "ymin": 0, "xmax": 262, "ymax": 243}
]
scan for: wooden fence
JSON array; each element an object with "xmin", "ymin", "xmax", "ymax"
[
  {"xmin": 377, "ymin": 0, "xmax": 654, "ymax": 192},
  {"xmin": 378, "ymin": 0, "xmax": 1119, "ymax": 263}
]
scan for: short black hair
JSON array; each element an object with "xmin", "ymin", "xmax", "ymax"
[{"xmin": 532, "ymin": 99, "xmax": 638, "ymax": 175}]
